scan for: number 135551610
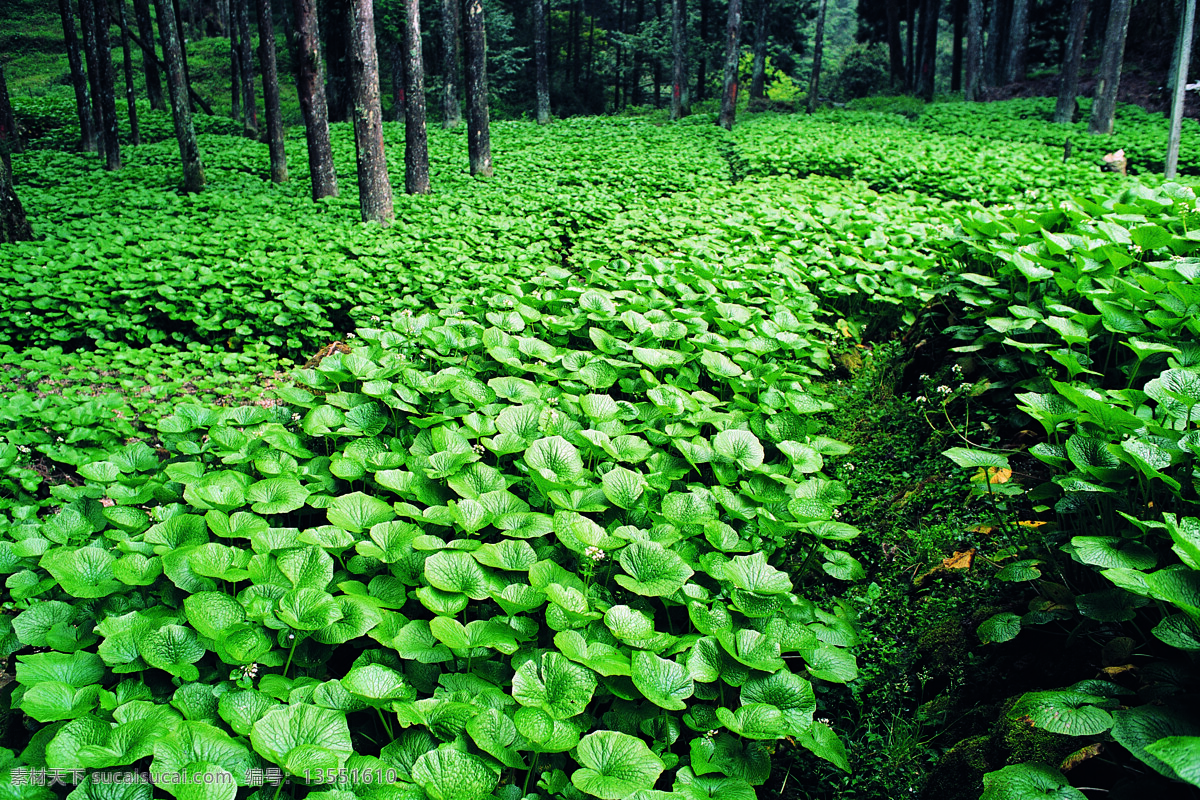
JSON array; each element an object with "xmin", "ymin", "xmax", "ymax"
[{"xmin": 303, "ymin": 767, "xmax": 399, "ymax": 784}]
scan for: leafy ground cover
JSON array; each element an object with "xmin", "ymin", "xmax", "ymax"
[{"xmin": 4, "ymin": 103, "xmax": 1200, "ymax": 800}]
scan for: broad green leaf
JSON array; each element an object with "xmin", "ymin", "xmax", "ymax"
[{"xmin": 572, "ymin": 730, "xmax": 666, "ymax": 800}]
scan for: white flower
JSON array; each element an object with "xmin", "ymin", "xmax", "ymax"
[
  {"xmin": 915, "ymin": 395, "xmax": 928, "ymax": 404},
  {"xmin": 292, "ymin": 413, "xmax": 301, "ymax": 422},
  {"xmin": 400, "ymin": 309, "xmax": 412, "ymax": 318},
  {"xmin": 937, "ymin": 384, "xmax": 953, "ymax": 395},
  {"xmin": 704, "ymin": 729, "xmax": 719, "ymax": 740},
  {"xmin": 547, "ymin": 396, "xmax": 559, "ymax": 406},
  {"xmin": 584, "ymin": 546, "xmax": 607, "ymax": 562},
  {"xmin": 845, "ymin": 463, "xmax": 855, "ymax": 471},
  {"xmin": 473, "ymin": 443, "xmax": 486, "ymax": 455}
]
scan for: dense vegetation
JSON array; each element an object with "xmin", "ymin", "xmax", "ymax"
[{"xmin": 6, "ymin": 89, "xmax": 1200, "ymax": 800}]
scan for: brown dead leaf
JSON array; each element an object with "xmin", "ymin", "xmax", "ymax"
[
  {"xmin": 1100, "ymin": 664, "xmax": 1137, "ymax": 678},
  {"xmin": 1018, "ymin": 520, "xmax": 1049, "ymax": 528},
  {"xmin": 1060, "ymin": 743, "xmax": 1103, "ymax": 772},
  {"xmin": 941, "ymin": 549, "xmax": 976, "ymax": 571}
]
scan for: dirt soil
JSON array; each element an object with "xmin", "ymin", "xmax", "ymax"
[{"xmin": 980, "ymin": 58, "xmax": 1200, "ymax": 119}]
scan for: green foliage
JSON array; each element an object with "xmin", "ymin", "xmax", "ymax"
[{"xmin": 827, "ymin": 43, "xmax": 892, "ymax": 102}]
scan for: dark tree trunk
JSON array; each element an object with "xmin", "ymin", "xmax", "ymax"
[
  {"xmin": 235, "ymin": 0, "xmax": 257, "ymax": 135},
  {"xmin": 670, "ymin": 0, "xmax": 687, "ymax": 119},
  {"xmin": 917, "ymin": 0, "xmax": 941, "ymax": 100},
  {"xmin": 654, "ymin": 0, "xmax": 664, "ymax": 106},
  {"xmin": 965, "ymin": 0, "xmax": 983, "ymax": 100},
  {"xmin": 906, "ymin": 0, "xmax": 916, "ymax": 89},
  {"xmin": 348, "ymin": 0, "xmax": 394, "ymax": 222},
  {"xmin": 78, "ymin": 0, "xmax": 105, "ymax": 150},
  {"xmin": 256, "ymin": 0, "xmax": 287, "ymax": 181},
  {"xmin": 568, "ymin": 0, "xmax": 579, "ymax": 89},
  {"xmin": 154, "ymin": 0, "xmax": 205, "ymax": 190},
  {"xmin": 115, "ymin": 7, "xmax": 216, "ymax": 113},
  {"xmin": 614, "ymin": 0, "xmax": 625, "ymax": 110},
  {"xmin": 173, "ymin": 0, "xmax": 193, "ymax": 108},
  {"xmin": 0, "ymin": 64, "xmax": 20, "ymax": 169},
  {"xmin": 1054, "ymin": 0, "xmax": 1090, "ymax": 122},
  {"xmin": 462, "ymin": 0, "xmax": 492, "ymax": 176},
  {"xmin": 1167, "ymin": 0, "xmax": 1196, "ymax": 177},
  {"xmin": 697, "ymin": 0, "xmax": 709, "ymax": 100},
  {"xmin": 231, "ymin": 13, "xmax": 242, "ymax": 122},
  {"xmin": 291, "ymin": 0, "xmax": 337, "ymax": 197},
  {"xmin": 324, "ymin": 0, "xmax": 352, "ymax": 123},
  {"xmin": 389, "ymin": 37, "xmax": 405, "ymax": 123},
  {"xmin": 807, "ymin": 0, "xmax": 827, "ymax": 112},
  {"xmin": 717, "ymin": 0, "xmax": 741, "ymax": 129},
  {"xmin": 534, "ymin": 0, "xmax": 550, "ymax": 122},
  {"xmin": 951, "ymin": 0, "xmax": 963, "ymax": 90},
  {"xmin": 632, "ymin": 0, "xmax": 644, "ymax": 105},
  {"xmin": 984, "ymin": 0, "xmax": 1012, "ymax": 86},
  {"xmin": 0, "ymin": 156, "xmax": 33, "ymax": 244},
  {"xmin": 885, "ymin": 0, "xmax": 904, "ymax": 85},
  {"xmin": 1003, "ymin": 0, "xmax": 1030, "ymax": 83},
  {"xmin": 94, "ymin": 0, "xmax": 122, "ymax": 169},
  {"xmin": 132, "ymin": 0, "xmax": 164, "ymax": 109},
  {"xmin": 1089, "ymin": 0, "xmax": 1132, "ymax": 134},
  {"xmin": 117, "ymin": 0, "xmax": 141, "ymax": 145},
  {"xmin": 749, "ymin": 0, "xmax": 768, "ymax": 100},
  {"xmin": 441, "ymin": 0, "xmax": 462, "ymax": 128},
  {"xmin": 404, "ymin": 0, "xmax": 430, "ymax": 194},
  {"xmin": 585, "ymin": 15, "xmax": 595, "ymax": 88},
  {"xmin": 60, "ymin": 0, "xmax": 98, "ymax": 151}
]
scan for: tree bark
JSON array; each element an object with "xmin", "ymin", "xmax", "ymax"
[
  {"xmin": 749, "ymin": 0, "xmax": 768, "ymax": 100},
  {"xmin": 172, "ymin": 0, "xmax": 193, "ymax": 109},
  {"xmin": 1168, "ymin": 0, "xmax": 1196, "ymax": 177},
  {"xmin": 235, "ymin": 0, "xmax": 257, "ymax": 136},
  {"xmin": 404, "ymin": 0, "xmax": 430, "ymax": 194},
  {"xmin": 1053, "ymin": 0, "xmax": 1090, "ymax": 123},
  {"xmin": 885, "ymin": 0, "xmax": 904, "ymax": 85},
  {"xmin": 117, "ymin": 0, "xmax": 141, "ymax": 146},
  {"xmin": 984, "ymin": 0, "xmax": 1012, "ymax": 86},
  {"xmin": 349, "ymin": 0, "xmax": 394, "ymax": 222},
  {"xmin": 1003, "ymin": 0, "xmax": 1030, "ymax": 83},
  {"xmin": 462, "ymin": 0, "xmax": 492, "ymax": 176},
  {"xmin": 906, "ymin": 0, "xmax": 916, "ymax": 89},
  {"xmin": 614, "ymin": 0, "xmax": 626, "ymax": 110},
  {"xmin": 60, "ymin": 0, "xmax": 98, "ymax": 151},
  {"xmin": 441, "ymin": 0, "xmax": 462, "ymax": 128},
  {"xmin": 697, "ymin": 0, "xmax": 709, "ymax": 100},
  {"xmin": 807, "ymin": 0, "xmax": 827, "ymax": 113},
  {"xmin": 1089, "ymin": 0, "xmax": 1132, "ymax": 134},
  {"xmin": 132, "ymin": 0, "xmax": 164, "ymax": 109},
  {"xmin": 533, "ymin": 0, "xmax": 550, "ymax": 122},
  {"xmin": 964, "ymin": 0, "xmax": 983, "ymax": 100},
  {"xmin": 389, "ymin": 36, "xmax": 405, "ymax": 123},
  {"xmin": 291, "ymin": 0, "xmax": 337, "ymax": 197},
  {"xmin": 717, "ymin": 0, "xmax": 741, "ymax": 129},
  {"xmin": 0, "ymin": 64, "xmax": 20, "ymax": 170},
  {"xmin": 78, "ymin": 0, "xmax": 105, "ymax": 151},
  {"xmin": 256, "ymin": 0, "xmax": 287, "ymax": 181},
  {"xmin": 231, "ymin": 14, "xmax": 242, "ymax": 122},
  {"xmin": 154, "ymin": 0, "xmax": 205, "ymax": 191},
  {"xmin": 653, "ymin": 0, "xmax": 664, "ymax": 106},
  {"xmin": 324, "ymin": 0, "xmax": 352, "ymax": 123},
  {"xmin": 670, "ymin": 0, "xmax": 687, "ymax": 119},
  {"xmin": 114, "ymin": 10, "xmax": 216, "ymax": 113},
  {"xmin": 0, "ymin": 155, "xmax": 33, "ymax": 244},
  {"xmin": 951, "ymin": 0, "xmax": 963, "ymax": 90},
  {"xmin": 94, "ymin": 0, "xmax": 122, "ymax": 169},
  {"xmin": 632, "ymin": 0, "xmax": 644, "ymax": 105},
  {"xmin": 917, "ymin": 0, "xmax": 940, "ymax": 101}
]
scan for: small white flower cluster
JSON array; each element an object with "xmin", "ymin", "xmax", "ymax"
[
  {"xmin": 832, "ymin": 508, "xmax": 842, "ymax": 519},
  {"xmin": 240, "ymin": 663, "xmax": 260, "ymax": 680},
  {"xmin": 703, "ymin": 729, "xmax": 719, "ymax": 740},
  {"xmin": 1131, "ymin": 244, "xmax": 1144, "ymax": 254},
  {"xmin": 292, "ymin": 413, "xmax": 301, "ymax": 422},
  {"xmin": 915, "ymin": 395, "xmax": 928, "ymax": 404},
  {"xmin": 937, "ymin": 384, "xmax": 954, "ymax": 396},
  {"xmin": 584, "ymin": 546, "xmax": 607, "ymax": 562},
  {"xmin": 816, "ymin": 717, "xmax": 832, "ymax": 725},
  {"xmin": 473, "ymin": 443, "xmax": 486, "ymax": 455},
  {"xmin": 844, "ymin": 463, "xmax": 855, "ymax": 472},
  {"xmin": 547, "ymin": 396, "xmax": 559, "ymax": 406},
  {"xmin": 400, "ymin": 309, "xmax": 413, "ymax": 319},
  {"xmin": 951, "ymin": 363, "xmax": 964, "ymax": 377},
  {"xmin": 547, "ymin": 409, "xmax": 560, "ymax": 423},
  {"xmin": 16, "ymin": 445, "xmax": 30, "ymax": 455},
  {"xmin": 370, "ymin": 315, "xmax": 380, "ymax": 322}
]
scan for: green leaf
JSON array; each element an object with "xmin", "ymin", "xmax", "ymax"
[
  {"xmin": 1008, "ymin": 691, "xmax": 1113, "ymax": 735},
  {"xmin": 631, "ymin": 650, "xmax": 694, "ymax": 710},
  {"xmin": 1144, "ymin": 737, "xmax": 1200, "ymax": 788},
  {"xmin": 1111, "ymin": 705, "xmax": 1200, "ymax": 781},
  {"xmin": 942, "ymin": 447, "xmax": 1011, "ymax": 470},
  {"xmin": 980, "ymin": 763, "xmax": 1086, "ymax": 800},
  {"xmin": 525, "ymin": 436, "xmax": 585, "ymax": 486},
  {"xmin": 512, "ymin": 651, "xmax": 597, "ymax": 719},
  {"xmin": 572, "ymin": 730, "xmax": 666, "ymax": 800},
  {"xmin": 712, "ymin": 429, "xmax": 764, "ymax": 470},
  {"xmin": 251, "ymin": 704, "xmax": 353, "ymax": 776},
  {"xmin": 716, "ymin": 704, "xmax": 785, "ymax": 739},
  {"xmin": 424, "ymin": 551, "xmax": 493, "ymax": 600},
  {"xmin": 602, "ymin": 466, "xmax": 646, "ymax": 509},
  {"xmin": 247, "ymin": 478, "xmax": 309, "ymax": 515},
  {"xmin": 795, "ymin": 721, "xmax": 849, "ymax": 772},
  {"xmin": 615, "ymin": 541, "xmax": 694, "ymax": 597},
  {"xmin": 326, "ymin": 492, "xmax": 395, "ymax": 532},
  {"xmin": 977, "ymin": 612, "xmax": 1021, "ymax": 644}
]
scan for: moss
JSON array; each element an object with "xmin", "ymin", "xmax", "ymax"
[
  {"xmin": 922, "ymin": 735, "xmax": 992, "ymax": 800},
  {"xmin": 992, "ymin": 696, "xmax": 1083, "ymax": 767},
  {"xmin": 916, "ymin": 618, "xmax": 969, "ymax": 675}
]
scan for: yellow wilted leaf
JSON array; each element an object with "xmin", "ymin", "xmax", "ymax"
[
  {"xmin": 970, "ymin": 466, "xmax": 1012, "ymax": 484},
  {"xmin": 1018, "ymin": 520, "xmax": 1048, "ymax": 528},
  {"xmin": 968, "ymin": 524, "xmax": 996, "ymax": 535},
  {"xmin": 941, "ymin": 549, "xmax": 976, "ymax": 571},
  {"xmin": 1060, "ymin": 743, "xmax": 1103, "ymax": 772},
  {"xmin": 1100, "ymin": 664, "xmax": 1137, "ymax": 678}
]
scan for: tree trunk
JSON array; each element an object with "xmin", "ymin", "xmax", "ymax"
[
  {"xmin": 231, "ymin": 13, "xmax": 242, "ymax": 122},
  {"xmin": 60, "ymin": 0, "xmax": 98, "ymax": 151},
  {"xmin": 441, "ymin": 0, "xmax": 462, "ymax": 128},
  {"xmin": 697, "ymin": 0, "xmax": 709, "ymax": 100},
  {"xmin": 807, "ymin": 0, "xmax": 827, "ymax": 113},
  {"xmin": 132, "ymin": 0, "xmax": 164, "ymax": 109},
  {"xmin": 965, "ymin": 0, "xmax": 983, "ymax": 100},
  {"xmin": 654, "ymin": 0, "xmax": 664, "ymax": 106},
  {"xmin": 984, "ymin": 0, "xmax": 1012, "ymax": 86},
  {"xmin": 173, "ymin": 0, "xmax": 193, "ymax": 108},
  {"xmin": 256, "ymin": 0, "xmax": 287, "ymax": 181},
  {"xmin": 917, "ymin": 0, "xmax": 940, "ymax": 100},
  {"xmin": 0, "ymin": 156, "xmax": 33, "ymax": 244},
  {"xmin": 614, "ymin": 0, "xmax": 625, "ymax": 110},
  {"xmin": 235, "ymin": 0, "xmax": 257, "ymax": 136},
  {"xmin": 885, "ymin": 0, "xmax": 904, "ymax": 85},
  {"xmin": 115, "ymin": 7, "xmax": 216, "ymax": 113},
  {"xmin": 749, "ymin": 0, "xmax": 768, "ymax": 100},
  {"xmin": 951, "ymin": 0, "xmax": 963, "ymax": 90},
  {"xmin": 78, "ymin": 0, "xmax": 105, "ymax": 151},
  {"xmin": 291, "ymin": 0, "xmax": 336, "ymax": 197},
  {"xmin": 670, "ymin": 0, "xmax": 687, "ymax": 119},
  {"xmin": 906, "ymin": 0, "xmax": 916, "ymax": 89},
  {"xmin": 389, "ymin": 37, "xmax": 405, "ymax": 123},
  {"xmin": 717, "ymin": 0, "xmax": 741, "ymax": 129},
  {"xmin": 154, "ymin": 0, "xmax": 205, "ymax": 190},
  {"xmin": 1167, "ymin": 0, "xmax": 1196, "ymax": 176},
  {"xmin": 1089, "ymin": 0, "xmax": 1132, "ymax": 134},
  {"xmin": 462, "ymin": 0, "xmax": 492, "ymax": 176},
  {"xmin": 1053, "ymin": 0, "xmax": 1090, "ymax": 122},
  {"xmin": 534, "ymin": 0, "xmax": 550, "ymax": 122},
  {"xmin": 404, "ymin": 0, "xmax": 430, "ymax": 194},
  {"xmin": 94, "ymin": 0, "xmax": 122, "ymax": 169},
  {"xmin": 117, "ymin": 0, "xmax": 141, "ymax": 145},
  {"xmin": 0, "ymin": 64, "xmax": 20, "ymax": 169},
  {"xmin": 349, "ymin": 0, "xmax": 394, "ymax": 221},
  {"xmin": 632, "ymin": 0, "xmax": 644, "ymax": 105},
  {"xmin": 1003, "ymin": 0, "xmax": 1030, "ymax": 83},
  {"xmin": 324, "ymin": 0, "xmax": 352, "ymax": 123}
]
